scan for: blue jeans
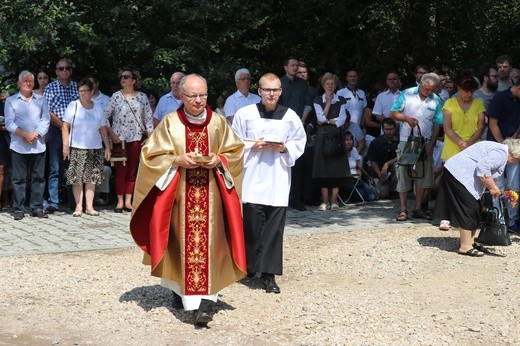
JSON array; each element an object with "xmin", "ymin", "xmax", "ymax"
[
  {"xmin": 495, "ymin": 161, "xmax": 520, "ymax": 226},
  {"xmin": 47, "ymin": 126, "xmax": 63, "ymax": 207},
  {"xmin": 11, "ymin": 150, "xmax": 46, "ymax": 213},
  {"xmin": 342, "ymin": 181, "xmax": 377, "ymax": 202}
]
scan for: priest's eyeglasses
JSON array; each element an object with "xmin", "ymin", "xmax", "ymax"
[{"xmin": 182, "ymin": 93, "xmax": 208, "ymax": 100}]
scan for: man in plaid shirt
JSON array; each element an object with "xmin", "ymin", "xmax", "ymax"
[{"xmin": 43, "ymin": 58, "xmax": 79, "ymax": 213}]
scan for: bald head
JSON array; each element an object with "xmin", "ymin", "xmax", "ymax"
[{"xmin": 179, "ymin": 74, "xmax": 208, "ymax": 116}]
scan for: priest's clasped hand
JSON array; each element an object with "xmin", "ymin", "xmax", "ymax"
[
  {"xmin": 174, "ymin": 152, "xmax": 221, "ymax": 169},
  {"xmin": 199, "ymin": 153, "xmax": 222, "ymax": 169}
]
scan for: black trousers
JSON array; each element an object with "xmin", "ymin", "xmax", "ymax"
[
  {"xmin": 242, "ymin": 203, "xmax": 286, "ymax": 275},
  {"xmin": 289, "ymin": 155, "xmax": 305, "ymax": 202},
  {"xmin": 11, "ymin": 150, "xmax": 46, "ymax": 213}
]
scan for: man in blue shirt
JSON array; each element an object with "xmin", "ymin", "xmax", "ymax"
[
  {"xmin": 487, "ymin": 79, "xmax": 520, "ymax": 232},
  {"xmin": 153, "ymin": 72, "xmax": 185, "ymax": 127}
]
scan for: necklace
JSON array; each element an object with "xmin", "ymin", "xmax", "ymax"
[{"xmin": 186, "ymin": 125, "xmax": 207, "ymax": 155}]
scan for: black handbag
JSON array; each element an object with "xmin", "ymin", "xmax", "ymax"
[
  {"xmin": 322, "ymin": 126, "xmax": 345, "ymax": 157},
  {"xmin": 397, "ymin": 124, "xmax": 427, "ymax": 178},
  {"xmin": 477, "ymin": 196, "xmax": 511, "ymax": 246},
  {"xmin": 398, "ymin": 124, "xmax": 427, "ymax": 166}
]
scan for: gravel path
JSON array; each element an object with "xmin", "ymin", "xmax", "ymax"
[{"xmin": 1, "ymin": 224, "xmax": 520, "ymax": 345}]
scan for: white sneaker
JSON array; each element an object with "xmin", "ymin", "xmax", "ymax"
[{"xmin": 439, "ymin": 220, "xmax": 450, "ymax": 231}]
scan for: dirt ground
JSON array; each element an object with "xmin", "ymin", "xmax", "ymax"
[{"xmin": 1, "ymin": 224, "xmax": 520, "ymax": 345}]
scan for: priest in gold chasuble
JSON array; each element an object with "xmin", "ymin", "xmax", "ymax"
[{"xmin": 130, "ymin": 74, "xmax": 245, "ymax": 326}]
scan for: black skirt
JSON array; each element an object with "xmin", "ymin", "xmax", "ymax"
[
  {"xmin": 433, "ymin": 169, "xmax": 481, "ymax": 230},
  {"xmin": 312, "ymin": 124, "xmax": 348, "ymax": 180}
]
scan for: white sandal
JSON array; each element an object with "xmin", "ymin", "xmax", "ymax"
[
  {"xmin": 330, "ymin": 203, "xmax": 339, "ymax": 210},
  {"xmin": 439, "ymin": 220, "xmax": 450, "ymax": 231},
  {"xmin": 317, "ymin": 203, "xmax": 328, "ymax": 211}
]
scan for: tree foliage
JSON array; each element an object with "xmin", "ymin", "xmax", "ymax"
[{"xmin": 1, "ymin": 0, "xmax": 520, "ymax": 102}]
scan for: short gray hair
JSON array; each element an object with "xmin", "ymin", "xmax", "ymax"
[
  {"xmin": 170, "ymin": 72, "xmax": 185, "ymax": 81},
  {"xmin": 18, "ymin": 70, "xmax": 34, "ymax": 82},
  {"xmin": 504, "ymin": 138, "xmax": 520, "ymax": 159},
  {"xmin": 235, "ymin": 68, "xmax": 250, "ymax": 81},
  {"xmin": 319, "ymin": 72, "xmax": 340, "ymax": 88},
  {"xmin": 420, "ymin": 72, "xmax": 440, "ymax": 87}
]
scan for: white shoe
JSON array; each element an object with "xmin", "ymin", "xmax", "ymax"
[
  {"xmin": 439, "ymin": 220, "xmax": 450, "ymax": 231},
  {"xmin": 317, "ymin": 203, "xmax": 328, "ymax": 211}
]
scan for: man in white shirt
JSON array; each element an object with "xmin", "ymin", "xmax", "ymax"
[
  {"xmin": 232, "ymin": 73, "xmax": 306, "ymax": 294},
  {"xmin": 372, "ymin": 71, "xmax": 402, "ymax": 135},
  {"xmin": 223, "ymin": 68, "xmax": 261, "ymax": 125},
  {"xmin": 153, "ymin": 71, "xmax": 185, "ymax": 127},
  {"xmin": 390, "ymin": 73, "xmax": 443, "ymax": 222},
  {"xmin": 337, "ymin": 69, "xmax": 367, "ymax": 126},
  {"xmin": 88, "ymin": 75, "xmax": 110, "ymax": 111},
  {"xmin": 5, "ymin": 71, "xmax": 50, "ymax": 220}
]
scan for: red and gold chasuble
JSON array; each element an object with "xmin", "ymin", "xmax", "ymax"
[{"xmin": 130, "ymin": 106, "xmax": 246, "ymax": 295}]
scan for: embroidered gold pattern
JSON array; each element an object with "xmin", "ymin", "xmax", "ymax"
[
  {"xmin": 187, "ymin": 129, "xmax": 208, "ymax": 154},
  {"xmin": 185, "ymin": 127, "xmax": 210, "ymax": 294}
]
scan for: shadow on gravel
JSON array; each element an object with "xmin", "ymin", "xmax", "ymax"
[
  {"xmin": 120, "ymin": 285, "xmax": 174, "ymax": 312},
  {"xmin": 120, "ymin": 284, "xmax": 238, "ymax": 327},
  {"xmin": 418, "ymin": 235, "xmax": 509, "ymax": 257},
  {"xmin": 237, "ymin": 276, "xmax": 266, "ymax": 291},
  {"xmin": 417, "ymin": 236, "xmax": 459, "ymax": 253},
  {"xmin": 285, "ymin": 199, "xmax": 399, "ymax": 229}
]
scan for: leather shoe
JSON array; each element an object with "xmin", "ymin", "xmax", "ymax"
[
  {"xmin": 13, "ymin": 212, "xmax": 24, "ymax": 221},
  {"xmin": 195, "ymin": 299, "xmax": 214, "ymax": 326},
  {"xmin": 45, "ymin": 206, "xmax": 58, "ymax": 214},
  {"xmin": 114, "ymin": 208, "xmax": 123, "ymax": 213},
  {"xmin": 171, "ymin": 291, "xmax": 183, "ymax": 309},
  {"xmin": 31, "ymin": 210, "xmax": 48, "ymax": 218},
  {"xmin": 412, "ymin": 209, "xmax": 432, "ymax": 220},
  {"xmin": 289, "ymin": 200, "xmax": 307, "ymax": 211},
  {"xmin": 261, "ymin": 273, "xmax": 281, "ymax": 294}
]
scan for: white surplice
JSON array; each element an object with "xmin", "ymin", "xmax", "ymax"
[{"xmin": 232, "ymin": 104, "xmax": 306, "ymax": 207}]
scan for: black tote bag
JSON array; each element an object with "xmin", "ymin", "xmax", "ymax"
[{"xmin": 477, "ymin": 196, "xmax": 511, "ymax": 246}]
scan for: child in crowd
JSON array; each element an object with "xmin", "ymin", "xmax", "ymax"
[{"xmin": 342, "ymin": 131, "xmax": 377, "ymax": 202}]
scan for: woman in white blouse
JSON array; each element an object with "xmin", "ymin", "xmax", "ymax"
[
  {"xmin": 105, "ymin": 68, "xmax": 153, "ymax": 213},
  {"xmin": 62, "ymin": 78, "xmax": 111, "ymax": 216}
]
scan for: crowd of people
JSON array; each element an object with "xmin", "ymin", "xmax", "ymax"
[{"xmin": 2, "ymin": 54, "xmax": 520, "ymax": 324}]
